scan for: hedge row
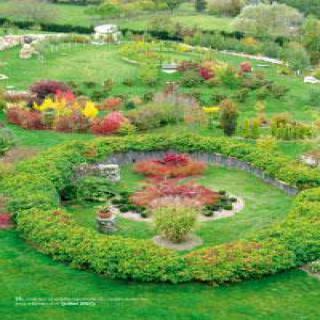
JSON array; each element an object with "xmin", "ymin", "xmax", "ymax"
[
  {"xmin": 0, "ymin": 16, "xmax": 288, "ymax": 44},
  {"xmin": 1, "ymin": 133, "xmax": 320, "ymax": 284}
]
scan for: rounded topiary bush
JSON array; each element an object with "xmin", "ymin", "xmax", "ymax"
[{"xmin": 1, "ymin": 133, "xmax": 320, "ymax": 284}]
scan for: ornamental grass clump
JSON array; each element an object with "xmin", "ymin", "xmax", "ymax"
[{"xmin": 153, "ymin": 205, "xmax": 198, "ymax": 243}]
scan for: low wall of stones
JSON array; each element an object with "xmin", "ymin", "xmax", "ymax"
[{"xmin": 101, "ymin": 150, "xmax": 299, "ymax": 196}]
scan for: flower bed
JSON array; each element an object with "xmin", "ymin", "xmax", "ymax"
[
  {"xmin": 5, "ymin": 81, "xmax": 132, "ymax": 135},
  {"xmin": 1, "ymin": 134, "xmax": 320, "ymax": 284}
]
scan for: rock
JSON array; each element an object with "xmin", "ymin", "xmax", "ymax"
[
  {"xmin": 76, "ymin": 163, "xmax": 121, "ymax": 182},
  {"xmin": 301, "ymin": 152, "xmax": 320, "ymax": 167},
  {"xmin": 162, "ymin": 63, "xmax": 178, "ymax": 74},
  {"xmin": 304, "ymin": 76, "xmax": 320, "ymax": 84},
  {"xmin": 19, "ymin": 43, "xmax": 37, "ymax": 59},
  {"xmin": 0, "ymin": 74, "xmax": 8, "ymax": 81},
  {"xmin": 96, "ymin": 164, "xmax": 121, "ymax": 182},
  {"xmin": 93, "ymin": 24, "xmax": 121, "ymax": 44},
  {"xmin": 96, "ymin": 215, "xmax": 117, "ymax": 234}
]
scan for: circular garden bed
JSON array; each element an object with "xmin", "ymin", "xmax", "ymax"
[{"xmin": 1, "ymin": 134, "xmax": 320, "ymax": 284}]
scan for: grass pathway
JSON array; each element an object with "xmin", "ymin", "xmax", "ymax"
[{"xmin": 1, "ymin": 229, "xmax": 320, "ymax": 320}]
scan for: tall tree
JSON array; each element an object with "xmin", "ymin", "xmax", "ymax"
[
  {"xmin": 220, "ymin": 99, "xmax": 239, "ymax": 136},
  {"xmin": 302, "ymin": 16, "xmax": 320, "ymax": 65},
  {"xmin": 282, "ymin": 42, "xmax": 311, "ymax": 74},
  {"xmin": 232, "ymin": 3, "xmax": 303, "ymax": 37}
]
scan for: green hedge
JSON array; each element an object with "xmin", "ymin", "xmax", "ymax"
[{"xmin": 1, "ymin": 133, "xmax": 320, "ymax": 284}]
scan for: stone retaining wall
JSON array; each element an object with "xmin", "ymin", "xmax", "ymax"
[
  {"xmin": 101, "ymin": 150, "xmax": 298, "ymax": 196},
  {"xmin": 0, "ymin": 33, "xmax": 67, "ymax": 51}
]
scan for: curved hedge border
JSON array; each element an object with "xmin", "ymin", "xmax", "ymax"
[
  {"xmin": 99, "ymin": 150, "xmax": 298, "ymax": 195},
  {"xmin": 1, "ymin": 133, "xmax": 320, "ymax": 284}
]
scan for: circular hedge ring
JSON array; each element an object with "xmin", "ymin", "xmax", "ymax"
[{"xmin": 2, "ymin": 134, "xmax": 320, "ymax": 285}]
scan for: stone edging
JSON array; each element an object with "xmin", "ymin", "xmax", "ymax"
[{"xmin": 101, "ymin": 151, "xmax": 299, "ymax": 196}]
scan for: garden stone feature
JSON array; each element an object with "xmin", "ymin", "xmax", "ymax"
[
  {"xmin": 96, "ymin": 214, "xmax": 117, "ymax": 234},
  {"xmin": 102, "ymin": 151, "xmax": 299, "ymax": 196},
  {"xmin": 77, "ymin": 164, "xmax": 120, "ymax": 182},
  {"xmin": 162, "ymin": 63, "xmax": 178, "ymax": 74},
  {"xmin": 301, "ymin": 152, "xmax": 320, "ymax": 167},
  {"xmin": 19, "ymin": 43, "xmax": 38, "ymax": 59},
  {"xmin": 304, "ymin": 76, "xmax": 320, "ymax": 84},
  {"xmin": 93, "ymin": 24, "xmax": 121, "ymax": 44}
]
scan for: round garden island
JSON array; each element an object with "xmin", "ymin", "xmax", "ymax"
[{"xmin": 1, "ymin": 134, "xmax": 320, "ymax": 285}]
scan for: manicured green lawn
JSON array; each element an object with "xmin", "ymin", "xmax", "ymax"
[
  {"xmin": 0, "ymin": 45, "xmax": 138, "ymax": 89},
  {"xmin": 0, "ymin": 0, "xmax": 95, "ymax": 27},
  {"xmin": 65, "ymin": 165, "xmax": 293, "ymax": 249},
  {"xmin": 1, "ymin": 229, "xmax": 320, "ymax": 320},
  {"xmin": 0, "ymin": 43, "xmax": 317, "ymax": 124},
  {"xmin": 0, "ymin": 0, "xmax": 234, "ymax": 32},
  {"xmin": 0, "ymin": 3, "xmax": 319, "ymax": 318}
]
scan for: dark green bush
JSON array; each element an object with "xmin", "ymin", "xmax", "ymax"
[{"xmin": 76, "ymin": 176, "xmax": 117, "ymax": 202}]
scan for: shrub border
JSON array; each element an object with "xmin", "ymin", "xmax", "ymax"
[{"xmin": 1, "ymin": 133, "xmax": 320, "ymax": 284}]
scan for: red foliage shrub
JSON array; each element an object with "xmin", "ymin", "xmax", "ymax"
[
  {"xmin": 20, "ymin": 110, "xmax": 44, "ymax": 130},
  {"xmin": 91, "ymin": 111, "xmax": 127, "ymax": 135},
  {"xmin": 6, "ymin": 106, "xmax": 22, "ymax": 125},
  {"xmin": 159, "ymin": 153, "xmax": 189, "ymax": 166},
  {"xmin": 200, "ymin": 67, "xmax": 215, "ymax": 80},
  {"xmin": 7, "ymin": 107, "xmax": 44, "ymax": 129},
  {"xmin": 134, "ymin": 153, "xmax": 207, "ymax": 177},
  {"xmin": 55, "ymin": 89, "xmax": 76, "ymax": 103},
  {"xmin": 30, "ymin": 80, "xmax": 72, "ymax": 101},
  {"xmin": 0, "ymin": 213, "xmax": 12, "ymax": 229},
  {"xmin": 54, "ymin": 112, "xmax": 90, "ymax": 132},
  {"xmin": 240, "ymin": 62, "xmax": 253, "ymax": 73},
  {"xmin": 177, "ymin": 61, "xmax": 199, "ymax": 72},
  {"xmin": 131, "ymin": 179, "xmax": 220, "ymax": 208},
  {"xmin": 101, "ymin": 97, "xmax": 123, "ymax": 111}
]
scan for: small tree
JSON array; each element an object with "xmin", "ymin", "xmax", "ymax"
[
  {"xmin": 153, "ymin": 205, "xmax": 198, "ymax": 243},
  {"xmin": 195, "ymin": 0, "xmax": 207, "ymax": 12},
  {"xmin": 232, "ymin": 3, "xmax": 303, "ymax": 37},
  {"xmin": 282, "ymin": 42, "xmax": 310, "ymax": 75},
  {"xmin": 302, "ymin": 16, "xmax": 320, "ymax": 65},
  {"xmin": 220, "ymin": 99, "xmax": 239, "ymax": 136}
]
